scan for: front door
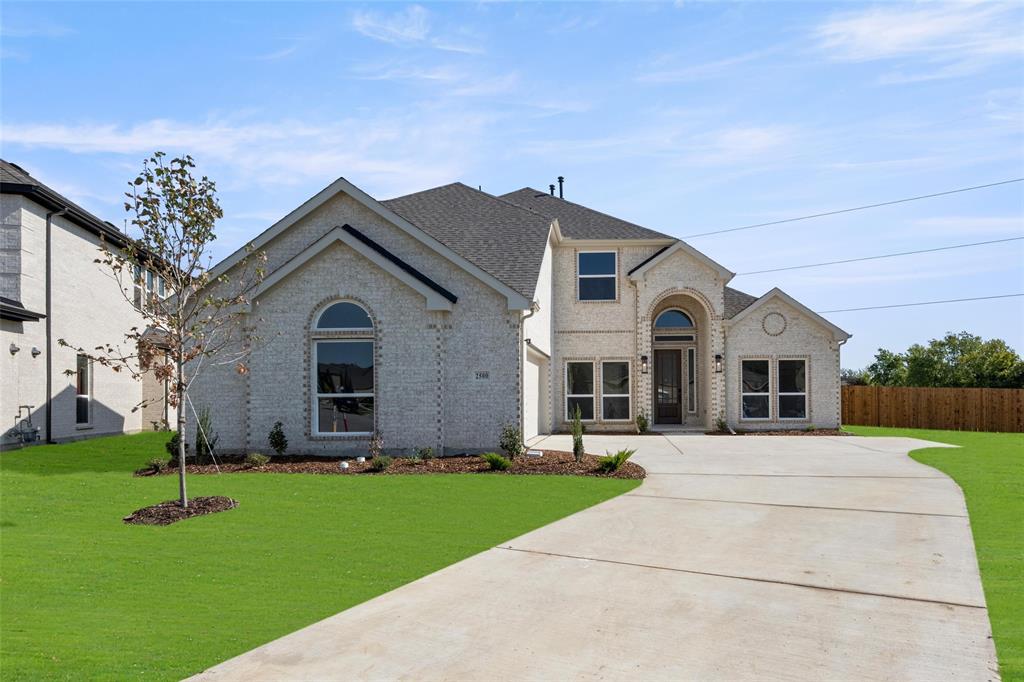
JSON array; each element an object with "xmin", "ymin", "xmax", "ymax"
[{"xmin": 655, "ymin": 349, "xmax": 682, "ymax": 424}]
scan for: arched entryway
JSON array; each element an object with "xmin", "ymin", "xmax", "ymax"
[{"xmin": 648, "ymin": 293, "xmax": 712, "ymax": 428}]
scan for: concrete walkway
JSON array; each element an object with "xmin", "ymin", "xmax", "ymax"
[{"xmin": 191, "ymin": 435, "xmax": 999, "ymax": 681}]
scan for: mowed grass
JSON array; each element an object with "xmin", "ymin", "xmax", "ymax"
[
  {"xmin": 845, "ymin": 426, "xmax": 1023, "ymax": 680},
  {"xmin": 0, "ymin": 433, "xmax": 639, "ymax": 680}
]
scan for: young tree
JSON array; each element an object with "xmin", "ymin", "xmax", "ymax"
[{"xmin": 60, "ymin": 153, "xmax": 266, "ymax": 507}]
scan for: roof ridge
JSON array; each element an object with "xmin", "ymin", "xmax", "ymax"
[
  {"xmin": 463, "ymin": 183, "xmax": 557, "ymax": 223},
  {"xmin": 381, "ymin": 181, "xmax": 465, "ymax": 204},
  {"xmin": 504, "ymin": 187, "xmax": 673, "ymax": 240}
]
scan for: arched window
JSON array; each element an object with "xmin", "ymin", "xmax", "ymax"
[
  {"xmin": 312, "ymin": 301, "xmax": 374, "ymax": 435},
  {"xmin": 316, "ymin": 301, "xmax": 373, "ymax": 330},
  {"xmin": 655, "ymin": 309, "xmax": 694, "ymax": 328}
]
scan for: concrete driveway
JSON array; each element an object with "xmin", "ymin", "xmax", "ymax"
[{"xmin": 191, "ymin": 435, "xmax": 999, "ymax": 681}]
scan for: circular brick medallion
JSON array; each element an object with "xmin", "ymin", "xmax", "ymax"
[{"xmin": 762, "ymin": 312, "xmax": 787, "ymax": 336}]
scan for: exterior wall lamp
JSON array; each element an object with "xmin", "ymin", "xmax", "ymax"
[
  {"xmin": 640, "ymin": 355, "xmax": 649, "ymax": 374},
  {"xmin": 715, "ymin": 354, "xmax": 723, "ymax": 373}
]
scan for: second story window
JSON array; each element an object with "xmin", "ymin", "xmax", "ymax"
[{"xmin": 577, "ymin": 251, "xmax": 616, "ymax": 301}]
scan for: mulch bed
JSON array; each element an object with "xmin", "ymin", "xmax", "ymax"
[
  {"xmin": 143, "ymin": 450, "xmax": 645, "ymax": 480},
  {"xmin": 704, "ymin": 429, "xmax": 850, "ymax": 436},
  {"xmin": 123, "ymin": 496, "xmax": 238, "ymax": 526}
]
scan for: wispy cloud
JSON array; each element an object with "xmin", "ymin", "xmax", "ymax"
[
  {"xmin": 249, "ymin": 45, "xmax": 300, "ymax": 61},
  {"xmin": 637, "ymin": 48, "xmax": 775, "ymax": 83},
  {"xmin": 351, "ymin": 4, "xmax": 483, "ymax": 54},
  {"xmin": 0, "ymin": 19, "xmax": 73, "ymax": 39},
  {"xmin": 815, "ymin": 3, "xmax": 1023, "ymax": 82}
]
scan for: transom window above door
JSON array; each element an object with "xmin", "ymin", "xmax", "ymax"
[
  {"xmin": 577, "ymin": 252, "xmax": 617, "ymax": 301},
  {"xmin": 654, "ymin": 309, "xmax": 694, "ymax": 328}
]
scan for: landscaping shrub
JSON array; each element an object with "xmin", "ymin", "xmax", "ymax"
[
  {"xmin": 165, "ymin": 431, "xmax": 181, "ymax": 458},
  {"xmin": 571, "ymin": 404, "xmax": 585, "ymax": 463},
  {"xmin": 194, "ymin": 407, "xmax": 219, "ymax": 464},
  {"xmin": 245, "ymin": 452, "xmax": 270, "ymax": 468},
  {"xmin": 635, "ymin": 410, "xmax": 649, "ymax": 434},
  {"xmin": 147, "ymin": 457, "xmax": 166, "ymax": 471},
  {"xmin": 369, "ymin": 455, "xmax": 393, "ymax": 472},
  {"xmin": 714, "ymin": 417, "xmax": 728, "ymax": 433},
  {"xmin": 414, "ymin": 446, "xmax": 435, "ymax": 460},
  {"xmin": 597, "ymin": 448, "xmax": 635, "ymax": 473},
  {"xmin": 480, "ymin": 452, "xmax": 511, "ymax": 471},
  {"xmin": 268, "ymin": 421, "xmax": 288, "ymax": 456},
  {"xmin": 369, "ymin": 432, "xmax": 384, "ymax": 459},
  {"xmin": 499, "ymin": 424, "xmax": 524, "ymax": 460}
]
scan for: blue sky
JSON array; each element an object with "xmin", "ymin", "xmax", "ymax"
[{"xmin": 2, "ymin": 1, "xmax": 1022, "ymax": 368}]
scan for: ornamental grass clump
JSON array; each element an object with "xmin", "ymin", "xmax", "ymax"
[
  {"xmin": 571, "ymin": 404, "xmax": 585, "ymax": 463},
  {"xmin": 597, "ymin": 448, "xmax": 636, "ymax": 474},
  {"xmin": 244, "ymin": 452, "xmax": 270, "ymax": 468},
  {"xmin": 480, "ymin": 452, "xmax": 511, "ymax": 471}
]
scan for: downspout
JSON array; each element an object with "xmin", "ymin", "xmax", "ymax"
[
  {"xmin": 520, "ymin": 301, "xmax": 539, "ymax": 440},
  {"xmin": 44, "ymin": 207, "xmax": 68, "ymax": 443}
]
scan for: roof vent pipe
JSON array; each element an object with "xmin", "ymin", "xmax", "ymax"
[
  {"xmin": 549, "ymin": 184, "xmax": 555, "ymax": 196},
  {"xmin": 557, "ymin": 176, "xmax": 564, "ymax": 198}
]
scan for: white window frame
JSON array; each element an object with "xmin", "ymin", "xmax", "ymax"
[
  {"xmin": 564, "ymin": 361, "xmax": 596, "ymax": 422},
  {"xmin": 576, "ymin": 251, "xmax": 617, "ymax": 302},
  {"xmin": 740, "ymin": 358, "xmax": 772, "ymax": 421},
  {"xmin": 600, "ymin": 360, "xmax": 631, "ymax": 422},
  {"xmin": 75, "ymin": 353, "xmax": 92, "ymax": 426},
  {"xmin": 777, "ymin": 358, "xmax": 808, "ymax": 421},
  {"xmin": 312, "ymin": 338, "xmax": 375, "ymax": 436},
  {"xmin": 686, "ymin": 347, "xmax": 697, "ymax": 414}
]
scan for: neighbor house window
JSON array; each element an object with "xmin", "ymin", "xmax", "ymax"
[
  {"xmin": 741, "ymin": 359, "xmax": 770, "ymax": 420},
  {"xmin": 313, "ymin": 302, "xmax": 374, "ymax": 435},
  {"xmin": 601, "ymin": 361, "xmax": 630, "ymax": 420},
  {"xmin": 778, "ymin": 359, "xmax": 807, "ymax": 420},
  {"xmin": 76, "ymin": 354, "xmax": 91, "ymax": 425},
  {"xmin": 133, "ymin": 265, "xmax": 143, "ymax": 309},
  {"xmin": 565, "ymin": 361, "xmax": 595, "ymax": 420},
  {"xmin": 577, "ymin": 252, "xmax": 616, "ymax": 301}
]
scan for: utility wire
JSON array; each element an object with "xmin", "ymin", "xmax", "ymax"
[
  {"xmin": 683, "ymin": 178, "xmax": 1024, "ymax": 239},
  {"xmin": 735, "ymin": 236, "xmax": 1024, "ymax": 276},
  {"xmin": 817, "ymin": 293, "xmax": 1023, "ymax": 314}
]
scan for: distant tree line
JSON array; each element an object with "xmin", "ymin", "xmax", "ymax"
[{"xmin": 842, "ymin": 331, "xmax": 1024, "ymax": 389}]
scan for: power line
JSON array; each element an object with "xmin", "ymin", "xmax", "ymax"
[
  {"xmin": 683, "ymin": 178, "xmax": 1024, "ymax": 239},
  {"xmin": 735, "ymin": 236, "xmax": 1024, "ymax": 276},
  {"xmin": 817, "ymin": 293, "xmax": 1023, "ymax": 314}
]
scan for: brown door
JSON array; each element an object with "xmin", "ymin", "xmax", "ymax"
[{"xmin": 655, "ymin": 349, "xmax": 682, "ymax": 423}]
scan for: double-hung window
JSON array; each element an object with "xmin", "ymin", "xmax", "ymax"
[
  {"xmin": 133, "ymin": 265, "xmax": 144, "ymax": 309},
  {"xmin": 577, "ymin": 252, "xmax": 616, "ymax": 301},
  {"xmin": 601, "ymin": 361, "xmax": 630, "ymax": 420},
  {"xmin": 778, "ymin": 359, "xmax": 807, "ymax": 419},
  {"xmin": 565, "ymin": 361, "xmax": 595, "ymax": 420},
  {"xmin": 76, "ymin": 354, "xmax": 91, "ymax": 425},
  {"xmin": 740, "ymin": 359, "xmax": 770, "ymax": 419},
  {"xmin": 313, "ymin": 302, "xmax": 375, "ymax": 435}
]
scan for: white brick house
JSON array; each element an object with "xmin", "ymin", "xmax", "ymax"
[
  {"xmin": 1, "ymin": 160, "xmax": 175, "ymax": 447},
  {"xmin": 190, "ymin": 176, "xmax": 850, "ymax": 456}
]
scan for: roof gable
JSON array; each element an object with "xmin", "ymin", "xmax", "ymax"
[
  {"xmin": 627, "ymin": 240, "xmax": 734, "ymax": 281},
  {"xmin": 252, "ymin": 224, "xmax": 455, "ymax": 311},
  {"xmin": 726, "ymin": 287, "xmax": 851, "ymax": 341},
  {"xmin": 208, "ymin": 177, "xmax": 531, "ymax": 310},
  {"xmin": 500, "ymin": 187, "xmax": 674, "ymax": 241},
  {"xmin": 382, "ymin": 183, "xmax": 552, "ymax": 300}
]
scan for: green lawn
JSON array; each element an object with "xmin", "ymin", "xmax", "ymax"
[
  {"xmin": 0, "ymin": 433, "xmax": 639, "ymax": 680},
  {"xmin": 845, "ymin": 426, "xmax": 1023, "ymax": 680}
]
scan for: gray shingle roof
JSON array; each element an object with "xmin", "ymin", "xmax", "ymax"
[
  {"xmin": 500, "ymin": 188, "xmax": 674, "ymax": 241},
  {"xmin": 383, "ymin": 183, "xmax": 553, "ymax": 299},
  {"xmin": 724, "ymin": 286, "xmax": 759, "ymax": 319}
]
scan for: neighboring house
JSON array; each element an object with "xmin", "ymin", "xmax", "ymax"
[
  {"xmin": 188, "ymin": 177, "xmax": 850, "ymax": 456},
  {"xmin": 0, "ymin": 160, "xmax": 173, "ymax": 447}
]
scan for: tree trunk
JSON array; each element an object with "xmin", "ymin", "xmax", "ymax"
[{"xmin": 176, "ymin": 356, "xmax": 187, "ymax": 508}]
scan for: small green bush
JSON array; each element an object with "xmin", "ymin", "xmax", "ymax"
[
  {"xmin": 571, "ymin": 404, "xmax": 585, "ymax": 463},
  {"xmin": 245, "ymin": 452, "xmax": 270, "ymax": 468},
  {"xmin": 597, "ymin": 448, "xmax": 635, "ymax": 473},
  {"xmin": 268, "ymin": 421, "xmax": 288, "ymax": 456},
  {"xmin": 369, "ymin": 432, "xmax": 384, "ymax": 459},
  {"xmin": 480, "ymin": 452, "xmax": 511, "ymax": 471},
  {"xmin": 194, "ymin": 407, "xmax": 219, "ymax": 464},
  {"xmin": 165, "ymin": 431, "xmax": 181, "ymax": 458},
  {"xmin": 635, "ymin": 410, "xmax": 649, "ymax": 434},
  {"xmin": 715, "ymin": 417, "xmax": 729, "ymax": 433},
  {"xmin": 413, "ymin": 446, "xmax": 434, "ymax": 461},
  {"xmin": 805, "ymin": 424, "xmax": 816, "ymax": 432},
  {"xmin": 147, "ymin": 457, "xmax": 166, "ymax": 471},
  {"xmin": 369, "ymin": 455, "xmax": 393, "ymax": 472},
  {"xmin": 499, "ymin": 424, "xmax": 524, "ymax": 460}
]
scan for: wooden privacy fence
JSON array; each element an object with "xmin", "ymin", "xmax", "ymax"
[{"xmin": 842, "ymin": 385, "xmax": 1024, "ymax": 433}]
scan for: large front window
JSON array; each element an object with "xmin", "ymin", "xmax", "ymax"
[
  {"xmin": 565, "ymin": 361, "xmax": 595, "ymax": 420},
  {"xmin": 741, "ymin": 359, "xmax": 770, "ymax": 420},
  {"xmin": 577, "ymin": 252, "xmax": 616, "ymax": 301},
  {"xmin": 313, "ymin": 302, "xmax": 375, "ymax": 435},
  {"xmin": 778, "ymin": 359, "xmax": 807, "ymax": 419},
  {"xmin": 601, "ymin": 361, "xmax": 630, "ymax": 420}
]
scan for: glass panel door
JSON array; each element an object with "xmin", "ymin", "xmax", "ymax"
[{"xmin": 654, "ymin": 349, "xmax": 682, "ymax": 424}]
